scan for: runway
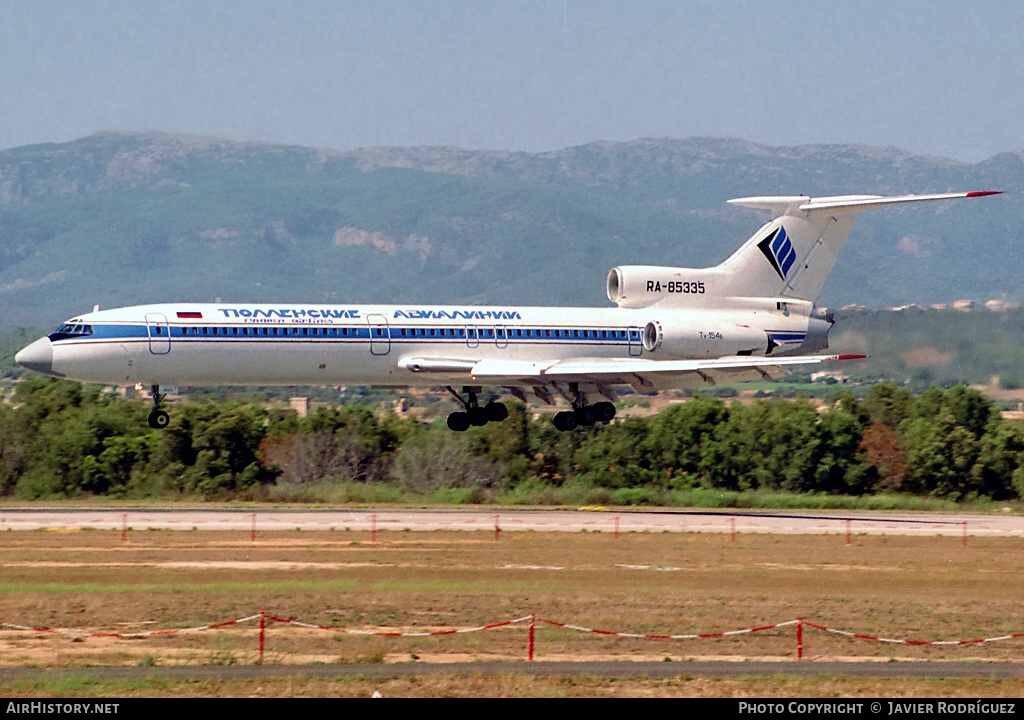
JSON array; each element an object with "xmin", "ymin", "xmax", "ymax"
[
  {"xmin": 2, "ymin": 506, "xmax": 1022, "ymax": 686},
  {"xmin": 1, "ymin": 506, "xmax": 1021, "ymax": 537},
  {"xmin": 1, "ymin": 660, "xmax": 1020, "ymax": 683}
]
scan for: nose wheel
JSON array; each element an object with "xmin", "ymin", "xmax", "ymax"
[{"xmin": 148, "ymin": 385, "xmax": 170, "ymax": 429}]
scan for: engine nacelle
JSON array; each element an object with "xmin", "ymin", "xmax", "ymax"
[
  {"xmin": 607, "ymin": 265, "xmax": 716, "ymax": 309},
  {"xmin": 642, "ymin": 317, "xmax": 774, "ymax": 358}
]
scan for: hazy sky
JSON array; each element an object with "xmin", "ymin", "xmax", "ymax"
[{"xmin": 3, "ymin": 0, "xmax": 1022, "ymax": 161}]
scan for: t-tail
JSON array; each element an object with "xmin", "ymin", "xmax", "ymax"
[{"xmin": 607, "ymin": 191, "xmax": 1001, "ymax": 312}]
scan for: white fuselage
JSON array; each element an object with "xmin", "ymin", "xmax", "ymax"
[{"xmin": 32, "ymin": 301, "xmax": 819, "ymax": 388}]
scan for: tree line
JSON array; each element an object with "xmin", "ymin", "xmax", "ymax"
[{"xmin": 1, "ymin": 377, "xmax": 1023, "ymax": 502}]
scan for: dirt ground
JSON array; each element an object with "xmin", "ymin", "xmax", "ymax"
[{"xmin": 2, "ymin": 528, "xmax": 1024, "ymax": 696}]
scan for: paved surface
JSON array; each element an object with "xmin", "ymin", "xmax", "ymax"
[
  {"xmin": 3, "ymin": 506, "xmax": 1021, "ymax": 685},
  {"xmin": 1, "ymin": 661, "xmax": 1021, "ymax": 682},
  {"xmin": 0, "ymin": 507, "xmax": 1021, "ymax": 537}
]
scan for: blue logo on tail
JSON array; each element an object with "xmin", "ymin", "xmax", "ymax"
[{"xmin": 757, "ymin": 227, "xmax": 797, "ymax": 280}]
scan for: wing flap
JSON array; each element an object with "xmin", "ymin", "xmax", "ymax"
[
  {"xmin": 543, "ymin": 353, "xmax": 866, "ymax": 376},
  {"xmin": 399, "ymin": 353, "xmax": 867, "ymax": 390},
  {"xmin": 543, "ymin": 353, "xmax": 866, "ymax": 390}
]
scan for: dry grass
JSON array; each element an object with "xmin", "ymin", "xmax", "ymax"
[
  {"xmin": 5, "ymin": 676, "xmax": 1024, "ymax": 698},
  {"xmin": 1, "ymin": 528, "xmax": 1023, "ymax": 696}
]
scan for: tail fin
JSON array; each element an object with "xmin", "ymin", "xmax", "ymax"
[{"xmin": 717, "ymin": 191, "xmax": 1000, "ymax": 302}]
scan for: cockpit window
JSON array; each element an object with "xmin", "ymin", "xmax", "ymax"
[{"xmin": 48, "ymin": 323, "xmax": 94, "ymax": 342}]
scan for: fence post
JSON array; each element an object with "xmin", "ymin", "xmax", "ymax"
[
  {"xmin": 615, "ymin": 515, "xmax": 620, "ymax": 540},
  {"xmin": 962, "ymin": 521, "xmax": 968, "ymax": 547},
  {"xmin": 529, "ymin": 613, "xmax": 535, "ymax": 661},
  {"xmin": 797, "ymin": 617, "xmax": 803, "ymax": 660},
  {"xmin": 258, "ymin": 611, "xmax": 265, "ymax": 664},
  {"xmin": 121, "ymin": 513, "xmax": 127, "ymax": 543},
  {"xmin": 846, "ymin": 519, "xmax": 851, "ymax": 546},
  {"xmin": 495, "ymin": 514, "xmax": 500, "ymax": 541},
  {"xmin": 251, "ymin": 513, "xmax": 256, "ymax": 542},
  {"xmin": 371, "ymin": 514, "xmax": 376, "ymax": 543},
  {"xmin": 731, "ymin": 516, "xmax": 736, "ymax": 543}
]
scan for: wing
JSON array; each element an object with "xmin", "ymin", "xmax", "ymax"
[{"xmin": 399, "ymin": 353, "xmax": 867, "ymax": 396}]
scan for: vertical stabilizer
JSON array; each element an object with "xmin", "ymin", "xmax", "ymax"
[{"xmin": 717, "ymin": 191, "xmax": 1000, "ymax": 302}]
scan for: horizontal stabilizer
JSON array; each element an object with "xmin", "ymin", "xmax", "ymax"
[{"xmin": 728, "ymin": 191, "xmax": 1001, "ymax": 218}]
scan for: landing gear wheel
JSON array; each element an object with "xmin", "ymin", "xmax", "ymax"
[
  {"xmin": 553, "ymin": 411, "xmax": 578, "ymax": 432},
  {"xmin": 468, "ymin": 406, "xmax": 489, "ymax": 427},
  {"xmin": 574, "ymin": 406, "xmax": 598, "ymax": 426},
  {"xmin": 447, "ymin": 412, "xmax": 470, "ymax": 432},
  {"xmin": 593, "ymin": 401, "xmax": 616, "ymax": 422},
  {"xmin": 148, "ymin": 410, "xmax": 170, "ymax": 429},
  {"xmin": 484, "ymin": 401, "xmax": 508, "ymax": 423}
]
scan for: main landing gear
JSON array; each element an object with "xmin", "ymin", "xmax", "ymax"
[
  {"xmin": 443, "ymin": 384, "xmax": 616, "ymax": 432},
  {"xmin": 550, "ymin": 383, "xmax": 616, "ymax": 431},
  {"xmin": 445, "ymin": 386, "xmax": 508, "ymax": 432},
  {"xmin": 148, "ymin": 384, "xmax": 170, "ymax": 429},
  {"xmin": 552, "ymin": 400, "xmax": 616, "ymax": 431}
]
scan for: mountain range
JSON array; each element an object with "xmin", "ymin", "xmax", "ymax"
[{"xmin": 0, "ymin": 132, "xmax": 1021, "ymax": 327}]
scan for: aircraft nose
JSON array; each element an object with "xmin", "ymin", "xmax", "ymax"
[{"xmin": 15, "ymin": 337, "xmax": 56, "ymax": 376}]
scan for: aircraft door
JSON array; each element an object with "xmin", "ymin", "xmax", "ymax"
[
  {"xmin": 465, "ymin": 324, "xmax": 479, "ymax": 348},
  {"xmin": 495, "ymin": 325, "xmax": 508, "ymax": 348},
  {"xmin": 145, "ymin": 313, "xmax": 171, "ymax": 355},
  {"xmin": 368, "ymin": 314, "xmax": 391, "ymax": 355},
  {"xmin": 628, "ymin": 326, "xmax": 643, "ymax": 356}
]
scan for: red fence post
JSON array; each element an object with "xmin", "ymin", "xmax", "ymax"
[
  {"xmin": 962, "ymin": 521, "xmax": 968, "ymax": 547},
  {"xmin": 371, "ymin": 514, "xmax": 376, "ymax": 543},
  {"xmin": 846, "ymin": 519, "xmax": 851, "ymax": 546},
  {"xmin": 615, "ymin": 516, "xmax": 620, "ymax": 540},
  {"xmin": 797, "ymin": 617, "xmax": 803, "ymax": 660},
  {"xmin": 121, "ymin": 513, "xmax": 127, "ymax": 543},
  {"xmin": 258, "ymin": 611, "xmax": 265, "ymax": 664},
  {"xmin": 731, "ymin": 517, "xmax": 736, "ymax": 543},
  {"xmin": 528, "ymin": 614, "xmax": 535, "ymax": 661},
  {"xmin": 495, "ymin": 514, "xmax": 500, "ymax": 541},
  {"xmin": 251, "ymin": 513, "xmax": 256, "ymax": 542}
]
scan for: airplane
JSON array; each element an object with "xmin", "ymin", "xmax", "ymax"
[{"xmin": 15, "ymin": 190, "xmax": 1000, "ymax": 431}]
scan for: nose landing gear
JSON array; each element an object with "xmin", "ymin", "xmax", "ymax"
[{"xmin": 148, "ymin": 385, "xmax": 170, "ymax": 429}]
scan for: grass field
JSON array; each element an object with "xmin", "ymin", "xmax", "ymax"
[{"xmin": 2, "ymin": 528, "xmax": 1023, "ymax": 697}]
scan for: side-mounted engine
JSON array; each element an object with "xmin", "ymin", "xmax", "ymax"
[{"xmin": 639, "ymin": 307, "xmax": 833, "ymax": 359}]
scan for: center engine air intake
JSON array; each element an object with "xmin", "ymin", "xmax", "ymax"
[{"xmin": 607, "ymin": 265, "xmax": 716, "ymax": 309}]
